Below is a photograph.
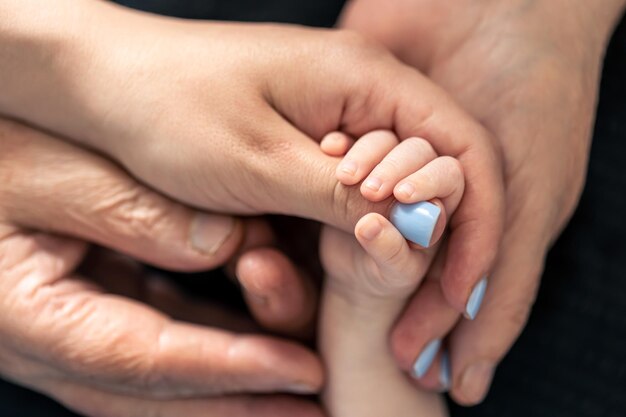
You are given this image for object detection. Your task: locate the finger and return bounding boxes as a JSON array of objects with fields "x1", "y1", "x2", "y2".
[
  {"x1": 390, "y1": 156, "x2": 465, "y2": 247},
  {"x1": 391, "y1": 279, "x2": 460, "y2": 379},
  {"x1": 447, "y1": 220, "x2": 545, "y2": 405},
  {"x1": 354, "y1": 213, "x2": 433, "y2": 295},
  {"x1": 48, "y1": 381, "x2": 324, "y2": 417},
  {"x1": 0, "y1": 120, "x2": 243, "y2": 272},
  {"x1": 144, "y1": 273, "x2": 260, "y2": 333},
  {"x1": 12, "y1": 268, "x2": 323, "y2": 397},
  {"x1": 251, "y1": 112, "x2": 397, "y2": 231},
  {"x1": 361, "y1": 137, "x2": 437, "y2": 202},
  {"x1": 312, "y1": 63, "x2": 505, "y2": 316},
  {"x1": 335, "y1": 130, "x2": 399, "y2": 185},
  {"x1": 390, "y1": 243, "x2": 461, "y2": 386},
  {"x1": 394, "y1": 156, "x2": 465, "y2": 212},
  {"x1": 268, "y1": 50, "x2": 505, "y2": 313},
  {"x1": 320, "y1": 131, "x2": 355, "y2": 157},
  {"x1": 81, "y1": 248, "x2": 260, "y2": 332},
  {"x1": 236, "y1": 247, "x2": 318, "y2": 338}
]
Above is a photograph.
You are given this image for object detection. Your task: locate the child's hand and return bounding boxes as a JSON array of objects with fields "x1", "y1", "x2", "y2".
[
  {"x1": 321, "y1": 130, "x2": 464, "y2": 248},
  {"x1": 320, "y1": 130, "x2": 464, "y2": 297},
  {"x1": 319, "y1": 130, "x2": 463, "y2": 417}
]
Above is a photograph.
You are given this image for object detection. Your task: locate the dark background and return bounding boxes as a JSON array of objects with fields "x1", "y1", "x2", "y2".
[{"x1": 1, "y1": 1, "x2": 625, "y2": 416}]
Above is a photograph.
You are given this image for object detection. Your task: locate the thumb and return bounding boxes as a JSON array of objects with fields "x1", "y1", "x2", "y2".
[
  {"x1": 0, "y1": 120, "x2": 242, "y2": 271},
  {"x1": 258, "y1": 114, "x2": 394, "y2": 231}
]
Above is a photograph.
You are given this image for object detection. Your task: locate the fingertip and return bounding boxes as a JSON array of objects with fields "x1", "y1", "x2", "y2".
[
  {"x1": 320, "y1": 132, "x2": 354, "y2": 157},
  {"x1": 335, "y1": 159, "x2": 360, "y2": 185},
  {"x1": 354, "y1": 212, "x2": 385, "y2": 242}
]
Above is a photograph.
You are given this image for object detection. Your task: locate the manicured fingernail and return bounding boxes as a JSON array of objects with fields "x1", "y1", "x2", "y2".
[
  {"x1": 465, "y1": 277, "x2": 488, "y2": 320},
  {"x1": 390, "y1": 201, "x2": 441, "y2": 247},
  {"x1": 360, "y1": 217, "x2": 383, "y2": 241},
  {"x1": 412, "y1": 339, "x2": 441, "y2": 378},
  {"x1": 338, "y1": 160, "x2": 358, "y2": 176},
  {"x1": 439, "y1": 351, "x2": 451, "y2": 392},
  {"x1": 396, "y1": 182, "x2": 416, "y2": 199},
  {"x1": 363, "y1": 177, "x2": 383, "y2": 192},
  {"x1": 190, "y1": 213, "x2": 236, "y2": 255},
  {"x1": 459, "y1": 361, "x2": 495, "y2": 404}
]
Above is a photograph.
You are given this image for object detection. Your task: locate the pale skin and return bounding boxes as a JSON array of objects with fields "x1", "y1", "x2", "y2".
[
  {"x1": 318, "y1": 130, "x2": 463, "y2": 417},
  {"x1": 341, "y1": 0, "x2": 626, "y2": 403}
]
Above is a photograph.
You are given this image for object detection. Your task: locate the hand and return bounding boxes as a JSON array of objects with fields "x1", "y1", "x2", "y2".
[
  {"x1": 0, "y1": 119, "x2": 324, "y2": 417},
  {"x1": 341, "y1": 0, "x2": 626, "y2": 404},
  {"x1": 1, "y1": 0, "x2": 504, "y2": 308}
]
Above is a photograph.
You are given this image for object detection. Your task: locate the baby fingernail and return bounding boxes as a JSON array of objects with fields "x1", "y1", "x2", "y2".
[
  {"x1": 459, "y1": 361, "x2": 495, "y2": 404},
  {"x1": 465, "y1": 277, "x2": 488, "y2": 320},
  {"x1": 412, "y1": 339, "x2": 441, "y2": 379},
  {"x1": 439, "y1": 351, "x2": 452, "y2": 392},
  {"x1": 363, "y1": 177, "x2": 383, "y2": 192},
  {"x1": 390, "y1": 201, "x2": 441, "y2": 247},
  {"x1": 396, "y1": 182, "x2": 416, "y2": 198},
  {"x1": 338, "y1": 160, "x2": 358, "y2": 176},
  {"x1": 360, "y1": 218, "x2": 383, "y2": 241},
  {"x1": 190, "y1": 213, "x2": 236, "y2": 255}
]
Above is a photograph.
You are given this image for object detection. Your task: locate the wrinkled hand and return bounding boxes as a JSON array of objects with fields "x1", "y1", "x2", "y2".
[
  {"x1": 342, "y1": 0, "x2": 625, "y2": 404},
  {"x1": 0, "y1": 119, "x2": 324, "y2": 417},
  {"x1": 1, "y1": 0, "x2": 504, "y2": 309}
]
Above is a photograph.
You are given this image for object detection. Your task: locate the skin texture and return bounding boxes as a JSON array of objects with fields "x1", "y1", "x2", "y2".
[
  {"x1": 0, "y1": 0, "x2": 504, "y2": 320},
  {"x1": 0, "y1": 119, "x2": 325, "y2": 417},
  {"x1": 340, "y1": 0, "x2": 626, "y2": 404},
  {"x1": 318, "y1": 131, "x2": 463, "y2": 417}
]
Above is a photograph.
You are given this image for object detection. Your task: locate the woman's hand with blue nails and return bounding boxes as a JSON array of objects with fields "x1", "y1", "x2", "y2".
[
  {"x1": 0, "y1": 119, "x2": 325, "y2": 417},
  {"x1": 0, "y1": 0, "x2": 504, "y2": 294},
  {"x1": 342, "y1": 0, "x2": 626, "y2": 404}
]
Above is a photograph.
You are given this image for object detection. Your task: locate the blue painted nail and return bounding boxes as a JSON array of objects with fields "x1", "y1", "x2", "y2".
[
  {"x1": 465, "y1": 277, "x2": 488, "y2": 320},
  {"x1": 390, "y1": 202, "x2": 441, "y2": 247},
  {"x1": 439, "y1": 351, "x2": 451, "y2": 391},
  {"x1": 412, "y1": 339, "x2": 441, "y2": 378}
]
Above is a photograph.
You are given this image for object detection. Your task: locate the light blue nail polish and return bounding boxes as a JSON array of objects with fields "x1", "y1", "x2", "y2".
[
  {"x1": 412, "y1": 339, "x2": 441, "y2": 379},
  {"x1": 390, "y1": 202, "x2": 441, "y2": 247},
  {"x1": 439, "y1": 351, "x2": 451, "y2": 391},
  {"x1": 466, "y1": 277, "x2": 488, "y2": 320}
]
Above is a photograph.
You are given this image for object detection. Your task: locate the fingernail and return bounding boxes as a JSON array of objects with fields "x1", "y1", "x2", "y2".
[
  {"x1": 363, "y1": 177, "x2": 383, "y2": 192},
  {"x1": 465, "y1": 277, "x2": 488, "y2": 320},
  {"x1": 439, "y1": 351, "x2": 451, "y2": 392},
  {"x1": 390, "y1": 202, "x2": 441, "y2": 247},
  {"x1": 360, "y1": 217, "x2": 383, "y2": 241},
  {"x1": 190, "y1": 213, "x2": 236, "y2": 255},
  {"x1": 396, "y1": 182, "x2": 416, "y2": 199},
  {"x1": 459, "y1": 361, "x2": 495, "y2": 404},
  {"x1": 338, "y1": 160, "x2": 358, "y2": 176},
  {"x1": 287, "y1": 382, "x2": 318, "y2": 394},
  {"x1": 412, "y1": 339, "x2": 441, "y2": 379}
]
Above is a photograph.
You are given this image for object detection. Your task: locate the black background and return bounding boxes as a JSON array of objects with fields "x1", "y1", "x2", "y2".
[{"x1": 1, "y1": 1, "x2": 625, "y2": 416}]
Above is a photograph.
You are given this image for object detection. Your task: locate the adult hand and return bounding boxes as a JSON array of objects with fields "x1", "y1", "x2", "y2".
[
  {"x1": 341, "y1": 0, "x2": 626, "y2": 404},
  {"x1": 1, "y1": 0, "x2": 504, "y2": 312},
  {"x1": 0, "y1": 119, "x2": 324, "y2": 417}
]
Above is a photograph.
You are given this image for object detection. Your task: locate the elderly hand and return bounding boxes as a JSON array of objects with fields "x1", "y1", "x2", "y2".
[
  {"x1": 1, "y1": 0, "x2": 504, "y2": 314},
  {"x1": 0, "y1": 119, "x2": 324, "y2": 417},
  {"x1": 341, "y1": 0, "x2": 626, "y2": 404}
]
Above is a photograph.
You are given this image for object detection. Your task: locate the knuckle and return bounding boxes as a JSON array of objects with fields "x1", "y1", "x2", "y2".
[
  {"x1": 95, "y1": 184, "x2": 172, "y2": 240},
  {"x1": 404, "y1": 137, "x2": 435, "y2": 156}
]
